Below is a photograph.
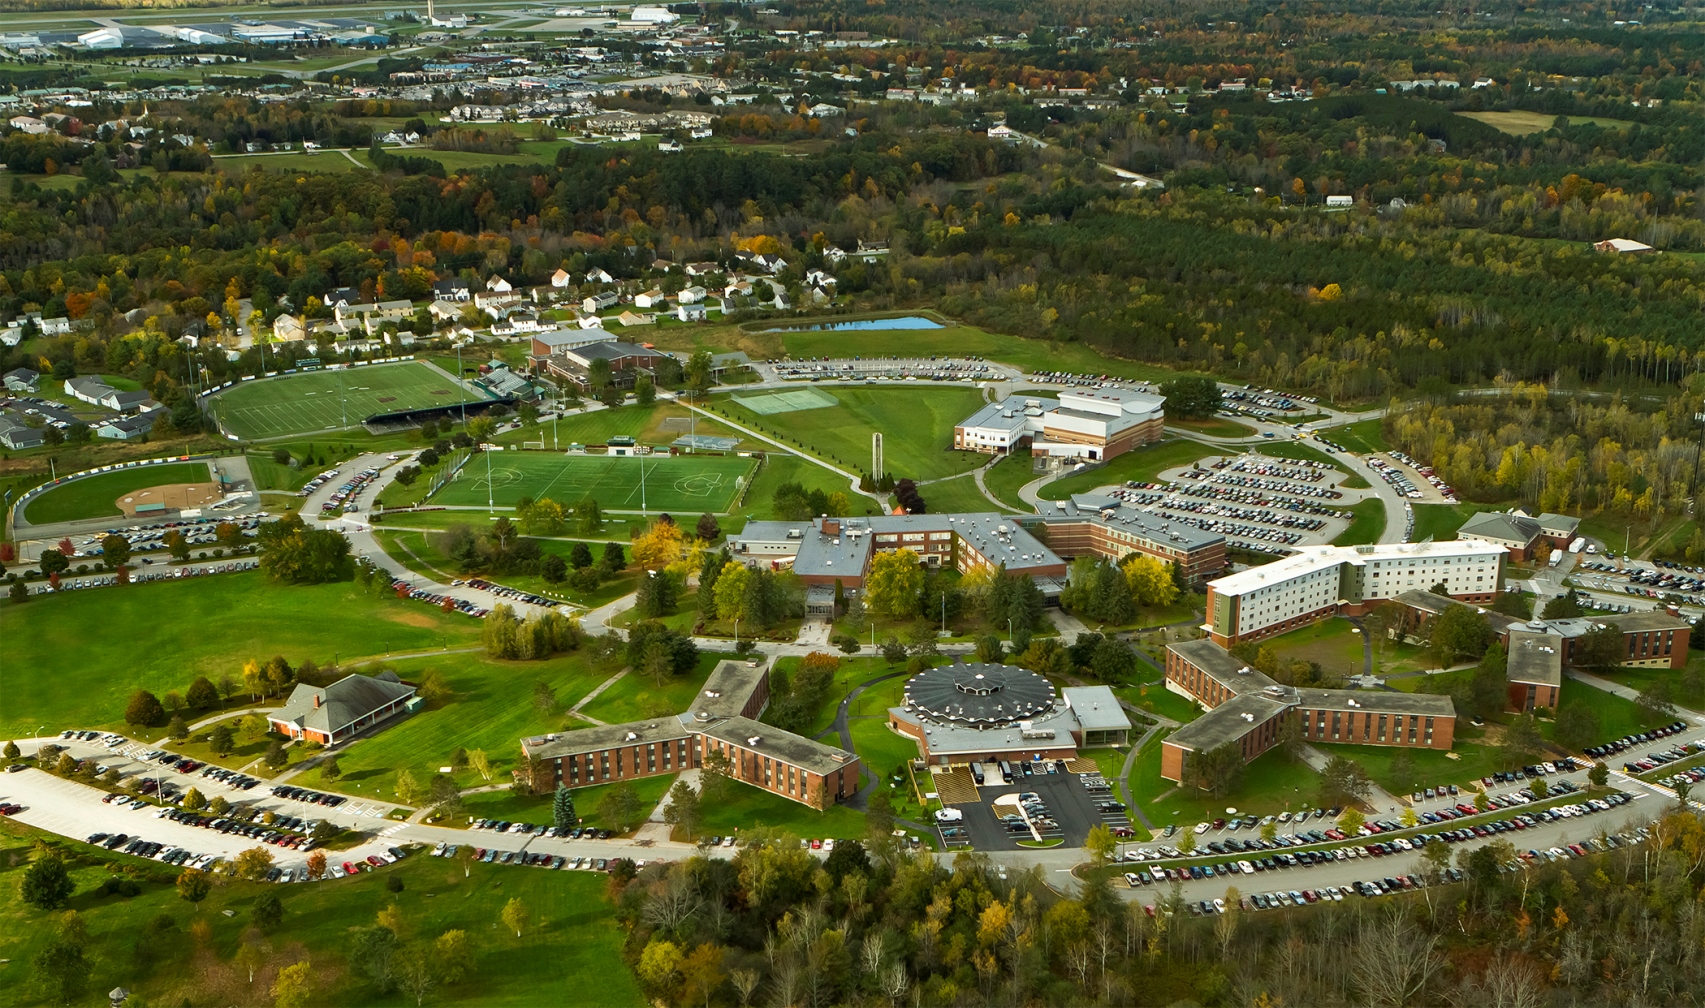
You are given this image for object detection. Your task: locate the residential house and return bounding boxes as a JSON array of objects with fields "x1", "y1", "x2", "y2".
[
  {"x1": 3, "y1": 367, "x2": 40, "y2": 393},
  {"x1": 475, "y1": 290, "x2": 523, "y2": 317},
  {"x1": 491, "y1": 313, "x2": 546, "y2": 337},
  {"x1": 676, "y1": 302, "x2": 707, "y2": 322},
  {"x1": 651, "y1": 258, "x2": 675, "y2": 273},
  {"x1": 538, "y1": 340, "x2": 672, "y2": 391},
  {"x1": 616, "y1": 310, "x2": 655, "y2": 327},
  {"x1": 677, "y1": 285, "x2": 707, "y2": 304},
  {"x1": 323, "y1": 286, "x2": 361, "y2": 308},
  {"x1": 267, "y1": 671, "x2": 418, "y2": 745},
  {"x1": 0, "y1": 413, "x2": 45, "y2": 450},
  {"x1": 684, "y1": 262, "x2": 722, "y2": 278},
  {"x1": 574, "y1": 311, "x2": 608, "y2": 330},
  {"x1": 95, "y1": 409, "x2": 163, "y2": 441},
  {"x1": 8, "y1": 115, "x2": 49, "y2": 134},
  {"x1": 724, "y1": 279, "x2": 755, "y2": 299},
  {"x1": 64, "y1": 376, "x2": 153, "y2": 413},
  {"x1": 583, "y1": 291, "x2": 619, "y2": 313},
  {"x1": 486, "y1": 275, "x2": 514, "y2": 293},
  {"x1": 271, "y1": 314, "x2": 307, "y2": 342},
  {"x1": 428, "y1": 299, "x2": 465, "y2": 322},
  {"x1": 432, "y1": 278, "x2": 472, "y2": 301},
  {"x1": 334, "y1": 299, "x2": 414, "y2": 336},
  {"x1": 1594, "y1": 238, "x2": 1655, "y2": 254},
  {"x1": 634, "y1": 288, "x2": 667, "y2": 309},
  {"x1": 39, "y1": 317, "x2": 72, "y2": 336},
  {"x1": 584, "y1": 267, "x2": 615, "y2": 284},
  {"x1": 550, "y1": 268, "x2": 573, "y2": 288}
]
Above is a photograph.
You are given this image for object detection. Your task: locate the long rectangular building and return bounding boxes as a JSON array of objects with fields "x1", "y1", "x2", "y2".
[
  {"x1": 1159, "y1": 638, "x2": 1456, "y2": 782},
  {"x1": 954, "y1": 386, "x2": 1166, "y2": 461},
  {"x1": 518, "y1": 662, "x2": 861, "y2": 808},
  {"x1": 1205, "y1": 541, "x2": 1506, "y2": 646}
]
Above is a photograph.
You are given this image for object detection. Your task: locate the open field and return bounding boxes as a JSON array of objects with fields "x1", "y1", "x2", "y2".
[
  {"x1": 1411, "y1": 502, "x2": 1503, "y2": 543},
  {"x1": 577, "y1": 652, "x2": 729, "y2": 725},
  {"x1": 1332, "y1": 498, "x2": 1387, "y2": 546},
  {"x1": 1115, "y1": 680, "x2": 1204, "y2": 724},
  {"x1": 213, "y1": 150, "x2": 366, "y2": 173},
  {"x1": 294, "y1": 650, "x2": 612, "y2": 800},
  {"x1": 983, "y1": 453, "x2": 1042, "y2": 512},
  {"x1": 716, "y1": 385, "x2": 988, "y2": 481},
  {"x1": 740, "y1": 452, "x2": 860, "y2": 519},
  {"x1": 1131, "y1": 733, "x2": 1324, "y2": 828},
  {"x1": 23, "y1": 460, "x2": 211, "y2": 525},
  {"x1": 1037, "y1": 438, "x2": 1219, "y2": 500},
  {"x1": 210, "y1": 361, "x2": 486, "y2": 440},
  {"x1": 0, "y1": 571, "x2": 481, "y2": 740},
  {"x1": 1318, "y1": 418, "x2": 1390, "y2": 455},
  {"x1": 0, "y1": 817, "x2": 640, "y2": 1008},
  {"x1": 694, "y1": 781, "x2": 870, "y2": 840},
  {"x1": 1544, "y1": 678, "x2": 1663, "y2": 747},
  {"x1": 431, "y1": 452, "x2": 757, "y2": 513},
  {"x1": 490, "y1": 401, "x2": 743, "y2": 452},
  {"x1": 1315, "y1": 725, "x2": 1509, "y2": 795},
  {"x1": 1457, "y1": 111, "x2": 1636, "y2": 134},
  {"x1": 1171, "y1": 416, "x2": 1257, "y2": 437},
  {"x1": 917, "y1": 471, "x2": 1010, "y2": 514}
]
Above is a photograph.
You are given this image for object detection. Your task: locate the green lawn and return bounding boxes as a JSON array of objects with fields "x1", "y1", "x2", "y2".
[
  {"x1": 1263, "y1": 618, "x2": 1368, "y2": 677},
  {"x1": 1411, "y1": 502, "x2": 1504, "y2": 544},
  {"x1": 577, "y1": 651, "x2": 730, "y2": 725},
  {"x1": 1131, "y1": 733, "x2": 1324, "y2": 829},
  {"x1": 0, "y1": 819, "x2": 640, "y2": 1007},
  {"x1": 693, "y1": 782, "x2": 870, "y2": 841},
  {"x1": 430, "y1": 452, "x2": 756, "y2": 515},
  {"x1": 1037, "y1": 438, "x2": 1220, "y2": 500},
  {"x1": 459, "y1": 773, "x2": 677, "y2": 832},
  {"x1": 1318, "y1": 418, "x2": 1390, "y2": 455},
  {"x1": 294, "y1": 651, "x2": 612, "y2": 801},
  {"x1": 918, "y1": 471, "x2": 1011, "y2": 514},
  {"x1": 0, "y1": 571, "x2": 481, "y2": 740},
  {"x1": 24, "y1": 460, "x2": 213, "y2": 524},
  {"x1": 1544, "y1": 678, "x2": 1663, "y2": 747},
  {"x1": 740, "y1": 452, "x2": 864, "y2": 520},
  {"x1": 245, "y1": 451, "x2": 316, "y2": 493},
  {"x1": 1171, "y1": 416, "x2": 1256, "y2": 437},
  {"x1": 213, "y1": 150, "x2": 366, "y2": 173},
  {"x1": 1115, "y1": 682, "x2": 1203, "y2": 724},
  {"x1": 714, "y1": 385, "x2": 989, "y2": 481},
  {"x1": 983, "y1": 452, "x2": 1043, "y2": 512},
  {"x1": 374, "y1": 508, "x2": 640, "y2": 540},
  {"x1": 210, "y1": 360, "x2": 485, "y2": 440},
  {"x1": 1332, "y1": 498, "x2": 1388, "y2": 546},
  {"x1": 1316, "y1": 728, "x2": 1510, "y2": 795}
]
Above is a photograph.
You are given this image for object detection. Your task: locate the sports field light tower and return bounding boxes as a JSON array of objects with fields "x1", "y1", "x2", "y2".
[{"x1": 872, "y1": 432, "x2": 884, "y2": 483}]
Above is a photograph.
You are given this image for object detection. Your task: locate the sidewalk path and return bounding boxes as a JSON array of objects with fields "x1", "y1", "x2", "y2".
[{"x1": 568, "y1": 670, "x2": 627, "y2": 727}]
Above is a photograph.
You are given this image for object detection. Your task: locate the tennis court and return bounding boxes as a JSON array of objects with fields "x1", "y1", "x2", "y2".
[
  {"x1": 209, "y1": 361, "x2": 487, "y2": 440},
  {"x1": 729, "y1": 387, "x2": 840, "y2": 415},
  {"x1": 432, "y1": 452, "x2": 757, "y2": 513}
]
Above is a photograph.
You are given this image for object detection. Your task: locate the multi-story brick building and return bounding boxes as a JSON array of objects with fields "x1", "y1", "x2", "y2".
[
  {"x1": 518, "y1": 661, "x2": 860, "y2": 808},
  {"x1": 1159, "y1": 639, "x2": 1456, "y2": 783}
]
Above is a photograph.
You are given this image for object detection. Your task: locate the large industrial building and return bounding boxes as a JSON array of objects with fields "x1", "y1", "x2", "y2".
[
  {"x1": 953, "y1": 386, "x2": 1166, "y2": 461},
  {"x1": 518, "y1": 662, "x2": 861, "y2": 808}
]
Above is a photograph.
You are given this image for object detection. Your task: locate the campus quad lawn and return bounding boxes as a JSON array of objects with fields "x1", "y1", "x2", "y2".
[
  {"x1": 1037, "y1": 438, "x2": 1220, "y2": 500},
  {"x1": 917, "y1": 471, "x2": 1012, "y2": 514},
  {"x1": 1115, "y1": 682, "x2": 1203, "y2": 724},
  {"x1": 741, "y1": 452, "x2": 862, "y2": 520},
  {"x1": 23, "y1": 460, "x2": 213, "y2": 524},
  {"x1": 1315, "y1": 727, "x2": 1510, "y2": 796},
  {"x1": 1262, "y1": 618, "x2": 1369, "y2": 677},
  {"x1": 209, "y1": 360, "x2": 486, "y2": 440},
  {"x1": 431, "y1": 452, "x2": 757, "y2": 514},
  {"x1": 0, "y1": 819, "x2": 641, "y2": 1008},
  {"x1": 1130, "y1": 734, "x2": 1325, "y2": 829},
  {"x1": 459, "y1": 773, "x2": 678, "y2": 832},
  {"x1": 716, "y1": 385, "x2": 989, "y2": 481},
  {"x1": 983, "y1": 452, "x2": 1043, "y2": 512},
  {"x1": 1543, "y1": 678, "x2": 1665, "y2": 747},
  {"x1": 693, "y1": 781, "x2": 870, "y2": 841},
  {"x1": 292, "y1": 650, "x2": 612, "y2": 800},
  {"x1": 577, "y1": 651, "x2": 731, "y2": 725},
  {"x1": 1332, "y1": 498, "x2": 1387, "y2": 546},
  {"x1": 0, "y1": 571, "x2": 480, "y2": 740}
]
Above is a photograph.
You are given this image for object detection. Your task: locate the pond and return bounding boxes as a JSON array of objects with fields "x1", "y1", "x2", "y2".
[{"x1": 762, "y1": 316, "x2": 944, "y2": 332}]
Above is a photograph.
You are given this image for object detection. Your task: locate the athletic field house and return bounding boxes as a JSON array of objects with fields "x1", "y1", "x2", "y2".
[{"x1": 207, "y1": 360, "x2": 507, "y2": 440}]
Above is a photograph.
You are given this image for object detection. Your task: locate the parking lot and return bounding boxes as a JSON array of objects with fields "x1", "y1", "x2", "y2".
[
  {"x1": 940, "y1": 760, "x2": 1126, "y2": 851},
  {"x1": 769, "y1": 356, "x2": 1007, "y2": 382}
]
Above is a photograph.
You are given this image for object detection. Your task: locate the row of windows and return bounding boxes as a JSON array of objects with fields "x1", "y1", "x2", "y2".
[{"x1": 1297, "y1": 708, "x2": 1437, "y2": 746}]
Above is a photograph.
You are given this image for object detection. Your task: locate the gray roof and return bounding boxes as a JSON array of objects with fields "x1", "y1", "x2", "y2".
[
  {"x1": 956, "y1": 398, "x2": 1051, "y2": 434},
  {"x1": 693, "y1": 715, "x2": 857, "y2": 775},
  {"x1": 888, "y1": 703, "x2": 1080, "y2": 756},
  {"x1": 567, "y1": 341, "x2": 669, "y2": 364},
  {"x1": 1166, "y1": 693, "x2": 1293, "y2": 753},
  {"x1": 1030, "y1": 500, "x2": 1226, "y2": 552},
  {"x1": 1507, "y1": 630, "x2": 1563, "y2": 687},
  {"x1": 1457, "y1": 511, "x2": 1540, "y2": 545},
  {"x1": 521, "y1": 718, "x2": 691, "y2": 761},
  {"x1": 1062, "y1": 685, "x2": 1131, "y2": 732},
  {"x1": 1292, "y1": 688, "x2": 1456, "y2": 718},
  {"x1": 790, "y1": 528, "x2": 873, "y2": 578},
  {"x1": 1595, "y1": 609, "x2": 1691, "y2": 633},
  {"x1": 271, "y1": 671, "x2": 416, "y2": 736},
  {"x1": 1168, "y1": 638, "x2": 1278, "y2": 696},
  {"x1": 690, "y1": 661, "x2": 769, "y2": 719},
  {"x1": 1390, "y1": 589, "x2": 1523, "y2": 632}
]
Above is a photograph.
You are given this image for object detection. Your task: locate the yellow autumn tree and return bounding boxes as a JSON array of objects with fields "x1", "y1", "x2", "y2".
[
  {"x1": 1121, "y1": 555, "x2": 1179, "y2": 608},
  {"x1": 631, "y1": 520, "x2": 685, "y2": 571}
]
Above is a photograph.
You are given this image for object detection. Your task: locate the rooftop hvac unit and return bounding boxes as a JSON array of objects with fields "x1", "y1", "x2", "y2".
[
  {"x1": 747, "y1": 736, "x2": 761, "y2": 746},
  {"x1": 1241, "y1": 713, "x2": 1255, "y2": 722},
  {"x1": 624, "y1": 732, "x2": 638, "y2": 741}
]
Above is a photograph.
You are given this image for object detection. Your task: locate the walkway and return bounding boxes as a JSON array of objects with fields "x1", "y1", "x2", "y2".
[
  {"x1": 1567, "y1": 668, "x2": 1705, "y2": 727},
  {"x1": 1116, "y1": 723, "x2": 1163, "y2": 830},
  {"x1": 682, "y1": 402, "x2": 886, "y2": 512},
  {"x1": 971, "y1": 455, "x2": 1022, "y2": 512},
  {"x1": 814, "y1": 670, "x2": 911, "y2": 810},
  {"x1": 567, "y1": 670, "x2": 627, "y2": 727}
]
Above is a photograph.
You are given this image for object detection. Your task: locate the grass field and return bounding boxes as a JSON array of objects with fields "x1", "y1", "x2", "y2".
[
  {"x1": 1038, "y1": 438, "x2": 1220, "y2": 500},
  {"x1": 1411, "y1": 502, "x2": 1503, "y2": 543},
  {"x1": 210, "y1": 361, "x2": 487, "y2": 440},
  {"x1": 213, "y1": 150, "x2": 366, "y2": 173},
  {"x1": 431, "y1": 452, "x2": 757, "y2": 514},
  {"x1": 0, "y1": 819, "x2": 641, "y2": 1007},
  {"x1": 983, "y1": 453, "x2": 1042, "y2": 511},
  {"x1": 1171, "y1": 415, "x2": 1257, "y2": 437},
  {"x1": 577, "y1": 652, "x2": 729, "y2": 725},
  {"x1": 492, "y1": 401, "x2": 745, "y2": 453},
  {"x1": 294, "y1": 650, "x2": 613, "y2": 800},
  {"x1": 1457, "y1": 110, "x2": 1636, "y2": 134},
  {"x1": 1544, "y1": 678, "x2": 1662, "y2": 748},
  {"x1": 741, "y1": 453, "x2": 863, "y2": 519},
  {"x1": 917, "y1": 471, "x2": 1010, "y2": 514},
  {"x1": 1319, "y1": 418, "x2": 1390, "y2": 455},
  {"x1": 717, "y1": 385, "x2": 988, "y2": 481},
  {"x1": 1131, "y1": 733, "x2": 1323, "y2": 828},
  {"x1": 0, "y1": 571, "x2": 481, "y2": 740},
  {"x1": 23, "y1": 460, "x2": 212, "y2": 525},
  {"x1": 1332, "y1": 498, "x2": 1388, "y2": 546}
]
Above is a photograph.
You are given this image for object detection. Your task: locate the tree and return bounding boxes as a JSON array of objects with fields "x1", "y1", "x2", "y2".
[
  {"x1": 235, "y1": 846, "x2": 275, "y2": 881},
  {"x1": 1, "y1": 741, "x2": 16, "y2": 760},
  {"x1": 1319, "y1": 755, "x2": 1373, "y2": 806},
  {"x1": 208, "y1": 795, "x2": 230, "y2": 816},
  {"x1": 186, "y1": 676, "x2": 220, "y2": 710},
  {"x1": 124, "y1": 689, "x2": 166, "y2": 727},
  {"x1": 1572, "y1": 622, "x2": 1626, "y2": 672},
  {"x1": 501, "y1": 897, "x2": 529, "y2": 938},
  {"x1": 264, "y1": 740, "x2": 289, "y2": 770},
  {"x1": 394, "y1": 944, "x2": 438, "y2": 1006},
  {"x1": 1554, "y1": 700, "x2": 1601, "y2": 751},
  {"x1": 1182, "y1": 742, "x2": 1245, "y2": 796},
  {"x1": 1019, "y1": 637, "x2": 1073, "y2": 678},
  {"x1": 879, "y1": 636, "x2": 908, "y2": 667},
  {"x1": 601, "y1": 541, "x2": 626, "y2": 572},
  {"x1": 685, "y1": 350, "x2": 714, "y2": 395},
  {"x1": 695, "y1": 512, "x2": 721, "y2": 542},
  {"x1": 101, "y1": 533, "x2": 131, "y2": 567},
  {"x1": 1090, "y1": 636, "x2": 1137, "y2": 682},
  {"x1": 21, "y1": 855, "x2": 74, "y2": 910},
  {"x1": 1467, "y1": 643, "x2": 1509, "y2": 718},
  {"x1": 1158, "y1": 375, "x2": 1223, "y2": 418},
  {"x1": 352, "y1": 925, "x2": 400, "y2": 991},
  {"x1": 272, "y1": 960, "x2": 314, "y2": 1008},
  {"x1": 553, "y1": 786, "x2": 577, "y2": 829},
  {"x1": 435, "y1": 929, "x2": 475, "y2": 985},
  {"x1": 1635, "y1": 679, "x2": 1676, "y2": 724},
  {"x1": 632, "y1": 520, "x2": 686, "y2": 571},
  {"x1": 182, "y1": 786, "x2": 207, "y2": 811},
  {"x1": 257, "y1": 515, "x2": 353, "y2": 584},
  {"x1": 864, "y1": 549, "x2": 925, "y2": 618},
  {"x1": 636, "y1": 569, "x2": 680, "y2": 617},
  {"x1": 662, "y1": 778, "x2": 703, "y2": 839},
  {"x1": 634, "y1": 372, "x2": 656, "y2": 406},
  {"x1": 569, "y1": 541, "x2": 595, "y2": 569},
  {"x1": 306, "y1": 850, "x2": 328, "y2": 881},
  {"x1": 1123, "y1": 554, "x2": 1180, "y2": 609},
  {"x1": 321, "y1": 754, "x2": 343, "y2": 782},
  {"x1": 252, "y1": 892, "x2": 284, "y2": 931},
  {"x1": 33, "y1": 932, "x2": 88, "y2": 1005},
  {"x1": 541, "y1": 553, "x2": 568, "y2": 584},
  {"x1": 679, "y1": 942, "x2": 727, "y2": 1008},
  {"x1": 1429, "y1": 604, "x2": 1490, "y2": 667},
  {"x1": 597, "y1": 782, "x2": 644, "y2": 832},
  {"x1": 37, "y1": 548, "x2": 69, "y2": 576},
  {"x1": 639, "y1": 939, "x2": 685, "y2": 999},
  {"x1": 1085, "y1": 824, "x2": 1117, "y2": 866},
  {"x1": 1588, "y1": 761, "x2": 1609, "y2": 789},
  {"x1": 1338, "y1": 806, "x2": 1366, "y2": 835}
]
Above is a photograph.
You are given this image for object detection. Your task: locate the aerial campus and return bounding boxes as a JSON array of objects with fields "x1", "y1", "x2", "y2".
[{"x1": 0, "y1": 3, "x2": 1702, "y2": 1007}]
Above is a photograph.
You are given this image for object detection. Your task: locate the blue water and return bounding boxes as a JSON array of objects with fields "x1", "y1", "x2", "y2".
[{"x1": 762, "y1": 316, "x2": 944, "y2": 333}]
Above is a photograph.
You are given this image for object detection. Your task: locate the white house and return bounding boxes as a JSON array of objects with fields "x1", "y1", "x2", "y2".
[
  {"x1": 486, "y1": 275, "x2": 514, "y2": 293},
  {"x1": 584, "y1": 267, "x2": 614, "y2": 284},
  {"x1": 39, "y1": 317, "x2": 72, "y2": 335},
  {"x1": 429, "y1": 300, "x2": 465, "y2": 322},
  {"x1": 677, "y1": 302, "x2": 708, "y2": 322},
  {"x1": 432, "y1": 278, "x2": 471, "y2": 301},
  {"x1": 634, "y1": 288, "x2": 667, "y2": 309},
  {"x1": 677, "y1": 285, "x2": 707, "y2": 304},
  {"x1": 271, "y1": 314, "x2": 307, "y2": 342},
  {"x1": 550, "y1": 268, "x2": 572, "y2": 288}
]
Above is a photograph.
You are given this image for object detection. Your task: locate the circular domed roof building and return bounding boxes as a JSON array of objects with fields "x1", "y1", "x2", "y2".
[{"x1": 887, "y1": 661, "x2": 1131, "y2": 766}]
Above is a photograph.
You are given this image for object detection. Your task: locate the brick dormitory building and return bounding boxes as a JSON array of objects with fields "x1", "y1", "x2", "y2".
[{"x1": 518, "y1": 661, "x2": 861, "y2": 808}]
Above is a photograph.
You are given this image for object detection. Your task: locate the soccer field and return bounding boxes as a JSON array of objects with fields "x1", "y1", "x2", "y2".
[
  {"x1": 432, "y1": 452, "x2": 758, "y2": 513},
  {"x1": 209, "y1": 361, "x2": 488, "y2": 440}
]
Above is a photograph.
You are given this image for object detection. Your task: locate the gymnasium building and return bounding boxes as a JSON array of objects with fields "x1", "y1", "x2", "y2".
[
  {"x1": 953, "y1": 386, "x2": 1166, "y2": 462},
  {"x1": 885, "y1": 661, "x2": 1133, "y2": 766}
]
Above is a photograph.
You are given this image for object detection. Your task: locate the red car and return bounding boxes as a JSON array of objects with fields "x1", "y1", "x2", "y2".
[
  {"x1": 366, "y1": 855, "x2": 384, "y2": 867},
  {"x1": 343, "y1": 861, "x2": 357, "y2": 875}
]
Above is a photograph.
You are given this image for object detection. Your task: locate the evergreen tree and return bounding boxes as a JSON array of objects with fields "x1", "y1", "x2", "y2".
[{"x1": 552, "y1": 785, "x2": 577, "y2": 829}]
